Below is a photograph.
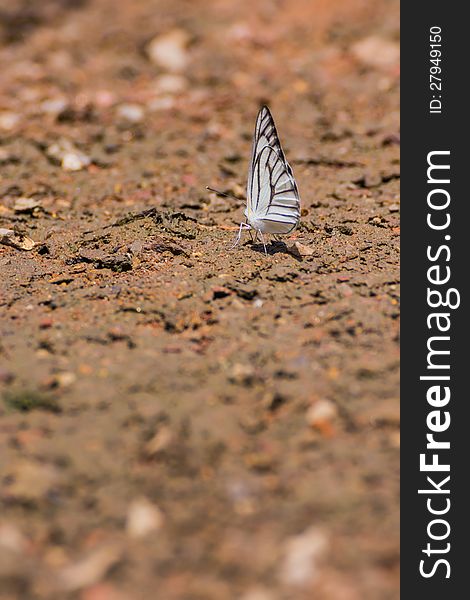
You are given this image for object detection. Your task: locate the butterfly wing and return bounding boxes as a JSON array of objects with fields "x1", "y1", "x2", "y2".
[{"x1": 246, "y1": 106, "x2": 300, "y2": 234}]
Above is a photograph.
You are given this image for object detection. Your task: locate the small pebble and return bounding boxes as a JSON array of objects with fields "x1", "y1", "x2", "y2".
[
  {"x1": 351, "y1": 36, "x2": 399, "y2": 69},
  {"x1": 148, "y1": 96, "x2": 175, "y2": 111},
  {"x1": 128, "y1": 240, "x2": 144, "y2": 254},
  {"x1": 58, "y1": 544, "x2": 123, "y2": 592},
  {"x1": 280, "y1": 527, "x2": 328, "y2": 586},
  {"x1": 147, "y1": 29, "x2": 190, "y2": 72},
  {"x1": 0, "y1": 111, "x2": 20, "y2": 131},
  {"x1": 95, "y1": 90, "x2": 116, "y2": 108},
  {"x1": 47, "y1": 139, "x2": 91, "y2": 171},
  {"x1": 306, "y1": 400, "x2": 337, "y2": 432},
  {"x1": 55, "y1": 372, "x2": 77, "y2": 388},
  {"x1": 62, "y1": 152, "x2": 89, "y2": 171},
  {"x1": 0, "y1": 523, "x2": 27, "y2": 553},
  {"x1": 117, "y1": 103, "x2": 144, "y2": 123},
  {"x1": 13, "y1": 197, "x2": 41, "y2": 213},
  {"x1": 144, "y1": 426, "x2": 173, "y2": 456},
  {"x1": 126, "y1": 498, "x2": 164, "y2": 538},
  {"x1": 153, "y1": 74, "x2": 187, "y2": 94},
  {"x1": 229, "y1": 363, "x2": 256, "y2": 386},
  {"x1": 41, "y1": 98, "x2": 68, "y2": 115}
]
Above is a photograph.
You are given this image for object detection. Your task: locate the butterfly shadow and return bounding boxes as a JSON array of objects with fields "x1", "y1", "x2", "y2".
[{"x1": 247, "y1": 240, "x2": 302, "y2": 260}]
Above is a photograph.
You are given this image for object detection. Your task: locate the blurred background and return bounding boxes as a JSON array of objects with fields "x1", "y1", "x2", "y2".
[
  {"x1": 0, "y1": 0, "x2": 399, "y2": 181},
  {"x1": 1, "y1": 1, "x2": 399, "y2": 599}
]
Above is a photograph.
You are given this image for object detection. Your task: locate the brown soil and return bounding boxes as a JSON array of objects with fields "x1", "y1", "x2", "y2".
[{"x1": 0, "y1": 1, "x2": 399, "y2": 599}]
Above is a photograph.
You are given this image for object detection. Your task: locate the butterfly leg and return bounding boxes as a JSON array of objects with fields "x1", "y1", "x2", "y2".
[
  {"x1": 229, "y1": 221, "x2": 250, "y2": 249},
  {"x1": 258, "y1": 230, "x2": 268, "y2": 256},
  {"x1": 229, "y1": 221, "x2": 244, "y2": 249}
]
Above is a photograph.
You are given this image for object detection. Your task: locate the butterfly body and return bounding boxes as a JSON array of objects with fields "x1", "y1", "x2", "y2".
[{"x1": 242, "y1": 106, "x2": 301, "y2": 249}]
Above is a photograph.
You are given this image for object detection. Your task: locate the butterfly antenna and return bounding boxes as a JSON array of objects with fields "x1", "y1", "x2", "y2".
[{"x1": 206, "y1": 186, "x2": 243, "y2": 202}]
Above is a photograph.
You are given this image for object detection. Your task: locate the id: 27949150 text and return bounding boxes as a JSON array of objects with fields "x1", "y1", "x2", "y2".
[{"x1": 429, "y1": 26, "x2": 443, "y2": 114}]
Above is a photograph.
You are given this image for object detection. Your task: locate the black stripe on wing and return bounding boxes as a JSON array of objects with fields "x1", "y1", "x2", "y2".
[{"x1": 273, "y1": 188, "x2": 297, "y2": 196}]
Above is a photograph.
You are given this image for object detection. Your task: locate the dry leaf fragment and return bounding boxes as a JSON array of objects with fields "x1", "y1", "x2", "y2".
[
  {"x1": 0, "y1": 228, "x2": 36, "y2": 250},
  {"x1": 287, "y1": 241, "x2": 314, "y2": 258}
]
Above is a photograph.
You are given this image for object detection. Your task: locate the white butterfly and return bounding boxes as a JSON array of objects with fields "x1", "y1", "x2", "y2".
[{"x1": 209, "y1": 106, "x2": 301, "y2": 254}]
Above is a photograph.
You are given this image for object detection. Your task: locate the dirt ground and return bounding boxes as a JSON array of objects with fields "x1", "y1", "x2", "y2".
[{"x1": 0, "y1": 1, "x2": 400, "y2": 598}]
